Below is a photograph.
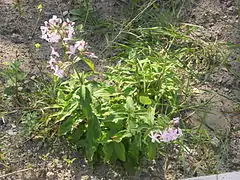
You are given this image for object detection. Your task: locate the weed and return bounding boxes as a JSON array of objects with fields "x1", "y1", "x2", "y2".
[{"x1": 0, "y1": 60, "x2": 27, "y2": 106}]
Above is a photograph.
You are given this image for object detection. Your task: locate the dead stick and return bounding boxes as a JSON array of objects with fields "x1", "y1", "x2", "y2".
[{"x1": 0, "y1": 168, "x2": 32, "y2": 178}]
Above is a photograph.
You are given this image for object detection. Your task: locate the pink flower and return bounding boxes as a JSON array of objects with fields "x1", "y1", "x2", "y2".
[
  {"x1": 51, "y1": 47, "x2": 60, "y2": 57},
  {"x1": 172, "y1": 117, "x2": 180, "y2": 124},
  {"x1": 41, "y1": 34, "x2": 49, "y2": 41},
  {"x1": 159, "y1": 127, "x2": 182, "y2": 142},
  {"x1": 149, "y1": 127, "x2": 182, "y2": 143},
  {"x1": 62, "y1": 19, "x2": 75, "y2": 28},
  {"x1": 44, "y1": 21, "x2": 48, "y2": 26},
  {"x1": 148, "y1": 131, "x2": 160, "y2": 143},
  {"x1": 49, "y1": 15, "x2": 62, "y2": 25},
  {"x1": 75, "y1": 40, "x2": 86, "y2": 51},
  {"x1": 84, "y1": 51, "x2": 98, "y2": 59},
  {"x1": 40, "y1": 26, "x2": 49, "y2": 41},
  {"x1": 41, "y1": 16, "x2": 75, "y2": 42},
  {"x1": 66, "y1": 18, "x2": 75, "y2": 26},
  {"x1": 54, "y1": 65, "x2": 64, "y2": 78},
  {"x1": 66, "y1": 40, "x2": 88, "y2": 56},
  {"x1": 48, "y1": 56, "x2": 57, "y2": 70},
  {"x1": 40, "y1": 26, "x2": 48, "y2": 34},
  {"x1": 177, "y1": 127, "x2": 182, "y2": 136},
  {"x1": 62, "y1": 19, "x2": 75, "y2": 41},
  {"x1": 47, "y1": 32, "x2": 61, "y2": 43},
  {"x1": 63, "y1": 29, "x2": 74, "y2": 41},
  {"x1": 66, "y1": 45, "x2": 77, "y2": 56}
]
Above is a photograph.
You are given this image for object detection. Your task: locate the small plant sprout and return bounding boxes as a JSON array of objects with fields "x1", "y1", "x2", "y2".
[
  {"x1": 63, "y1": 155, "x2": 76, "y2": 167},
  {"x1": 37, "y1": 4, "x2": 42, "y2": 12}
]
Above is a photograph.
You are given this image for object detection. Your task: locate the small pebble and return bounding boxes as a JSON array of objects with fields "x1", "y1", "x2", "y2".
[
  {"x1": 11, "y1": 124, "x2": 16, "y2": 128},
  {"x1": 46, "y1": 171, "x2": 55, "y2": 178},
  {"x1": 63, "y1": 11, "x2": 68, "y2": 16},
  {"x1": 6, "y1": 129, "x2": 17, "y2": 136}
]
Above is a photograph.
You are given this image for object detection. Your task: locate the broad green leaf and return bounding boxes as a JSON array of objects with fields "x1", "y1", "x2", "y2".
[
  {"x1": 69, "y1": 9, "x2": 82, "y2": 16},
  {"x1": 83, "y1": 58, "x2": 95, "y2": 71},
  {"x1": 146, "y1": 107, "x2": 155, "y2": 126},
  {"x1": 85, "y1": 115, "x2": 101, "y2": 161},
  {"x1": 68, "y1": 124, "x2": 85, "y2": 142},
  {"x1": 125, "y1": 97, "x2": 135, "y2": 112},
  {"x1": 111, "y1": 130, "x2": 132, "y2": 143},
  {"x1": 139, "y1": 96, "x2": 152, "y2": 105},
  {"x1": 56, "y1": 102, "x2": 79, "y2": 123},
  {"x1": 70, "y1": 16, "x2": 80, "y2": 22},
  {"x1": 113, "y1": 142, "x2": 126, "y2": 161},
  {"x1": 79, "y1": 85, "x2": 92, "y2": 119},
  {"x1": 103, "y1": 143, "x2": 114, "y2": 163},
  {"x1": 59, "y1": 117, "x2": 75, "y2": 135},
  {"x1": 124, "y1": 135, "x2": 141, "y2": 174},
  {"x1": 148, "y1": 142, "x2": 157, "y2": 160},
  {"x1": 93, "y1": 88, "x2": 111, "y2": 98},
  {"x1": 123, "y1": 87, "x2": 137, "y2": 96},
  {"x1": 124, "y1": 153, "x2": 138, "y2": 175}
]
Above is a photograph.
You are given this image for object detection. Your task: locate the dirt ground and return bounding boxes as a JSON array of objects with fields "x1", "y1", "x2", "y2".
[
  {"x1": 0, "y1": 0, "x2": 239, "y2": 179},
  {"x1": 184, "y1": 0, "x2": 240, "y2": 173}
]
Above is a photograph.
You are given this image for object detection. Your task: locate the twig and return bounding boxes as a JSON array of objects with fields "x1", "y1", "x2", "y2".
[{"x1": 0, "y1": 168, "x2": 32, "y2": 178}]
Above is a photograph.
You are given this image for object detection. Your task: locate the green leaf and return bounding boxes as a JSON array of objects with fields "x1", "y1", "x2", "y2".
[
  {"x1": 70, "y1": 16, "x2": 80, "y2": 22},
  {"x1": 125, "y1": 135, "x2": 141, "y2": 174},
  {"x1": 93, "y1": 88, "x2": 111, "y2": 98},
  {"x1": 146, "y1": 107, "x2": 155, "y2": 126},
  {"x1": 148, "y1": 142, "x2": 157, "y2": 160},
  {"x1": 113, "y1": 142, "x2": 126, "y2": 161},
  {"x1": 123, "y1": 87, "x2": 137, "y2": 96},
  {"x1": 59, "y1": 117, "x2": 75, "y2": 135},
  {"x1": 85, "y1": 115, "x2": 101, "y2": 161},
  {"x1": 111, "y1": 130, "x2": 132, "y2": 143},
  {"x1": 227, "y1": 43, "x2": 240, "y2": 49},
  {"x1": 4, "y1": 86, "x2": 14, "y2": 95},
  {"x1": 68, "y1": 124, "x2": 85, "y2": 143},
  {"x1": 124, "y1": 153, "x2": 138, "y2": 175},
  {"x1": 69, "y1": 9, "x2": 82, "y2": 16},
  {"x1": 125, "y1": 97, "x2": 135, "y2": 112},
  {"x1": 79, "y1": 85, "x2": 92, "y2": 119},
  {"x1": 83, "y1": 58, "x2": 95, "y2": 71},
  {"x1": 103, "y1": 143, "x2": 114, "y2": 163},
  {"x1": 56, "y1": 102, "x2": 79, "y2": 123},
  {"x1": 139, "y1": 96, "x2": 152, "y2": 105}
]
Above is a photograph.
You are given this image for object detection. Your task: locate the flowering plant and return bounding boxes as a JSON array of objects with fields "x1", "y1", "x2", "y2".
[
  {"x1": 149, "y1": 118, "x2": 182, "y2": 143},
  {"x1": 34, "y1": 16, "x2": 188, "y2": 173},
  {"x1": 40, "y1": 15, "x2": 97, "y2": 78}
]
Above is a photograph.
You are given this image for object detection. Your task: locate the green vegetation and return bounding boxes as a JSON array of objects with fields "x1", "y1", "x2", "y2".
[{"x1": 0, "y1": 0, "x2": 232, "y2": 177}]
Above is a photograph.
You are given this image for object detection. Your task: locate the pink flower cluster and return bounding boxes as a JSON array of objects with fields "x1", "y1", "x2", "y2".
[
  {"x1": 40, "y1": 15, "x2": 74, "y2": 43},
  {"x1": 48, "y1": 47, "x2": 64, "y2": 78},
  {"x1": 149, "y1": 117, "x2": 182, "y2": 143},
  {"x1": 40, "y1": 15, "x2": 98, "y2": 78}
]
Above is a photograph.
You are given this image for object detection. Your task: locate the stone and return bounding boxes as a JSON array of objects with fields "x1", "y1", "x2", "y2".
[
  {"x1": 46, "y1": 171, "x2": 55, "y2": 179},
  {"x1": 6, "y1": 129, "x2": 17, "y2": 136},
  {"x1": 218, "y1": 171, "x2": 240, "y2": 180},
  {"x1": 184, "y1": 174, "x2": 217, "y2": 180},
  {"x1": 63, "y1": 11, "x2": 68, "y2": 16}
]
